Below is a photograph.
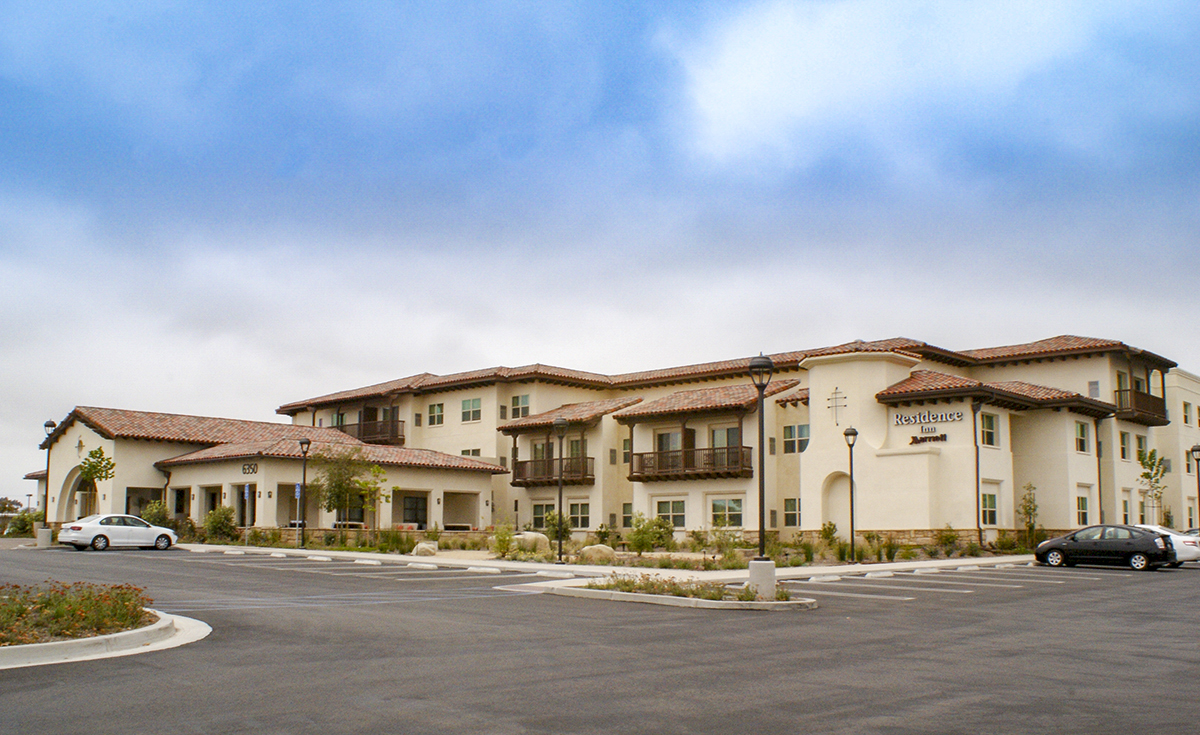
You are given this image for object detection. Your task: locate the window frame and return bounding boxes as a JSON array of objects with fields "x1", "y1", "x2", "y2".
[
  {"x1": 428, "y1": 403, "x2": 444, "y2": 426},
  {"x1": 511, "y1": 395, "x2": 530, "y2": 419},
  {"x1": 981, "y1": 493, "x2": 998, "y2": 526},
  {"x1": 569, "y1": 502, "x2": 589, "y2": 529},
  {"x1": 710, "y1": 498, "x2": 742, "y2": 528},
  {"x1": 783, "y1": 498, "x2": 799, "y2": 527},
  {"x1": 655, "y1": 499, "x2": 685, "y2": 529},
  {"x1": 461, "y1": 398, "x2": 482, "y2": 423},
  {"x1": 1075, "y1": 421, "x2": 1090, "y2": 454},
  {"x1": 1076, "y1": 495, "x2": 1089, "y2": 526},
  {"x1": 980, "y1": 413, "x2": 999, "y2": 447},
  {"x1": 782, "y1": 424, "x2": 810, "y2": 454}
]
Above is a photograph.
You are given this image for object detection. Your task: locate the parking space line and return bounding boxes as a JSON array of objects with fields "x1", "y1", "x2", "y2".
[
  {"x1": 889, "y1": 574, "x2": 1023, "y2": 589},
  {"x1": 794, "y1": 580, "x2": 974, "y2": 594},
  {"x1": 779, "y1": 586, "x2": 915, "y2": 601}
]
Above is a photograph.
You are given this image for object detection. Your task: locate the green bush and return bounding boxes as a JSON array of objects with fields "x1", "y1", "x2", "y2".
[
  {"x1": 423, "y1": 524, "x2": 442, "y2": 542},
  {"x1": 627, "y1": 513, "x2": 675, "y2": 555},
  {"x1": 0, "y1": 581, "x2": 153, "y2": 645},
  {"x1": 203, "y1": 506, "x2": 238, "y2": 542},
  {"x1": 994, "y1": 529, "x2": 1018, "y2": 552},
  {"x1": 377, "y1": 529, "x2": 417, "y2": 554},
  {"x1": 883, "y1": 537, "x2": 900, "y2": 562},
  {"x1": 4, "y1": 510, "x2": 42, "y2": 537},
  {"x1": 820, "y1": 521, "x2": 838, "y2": 543},
  {"x1": 593, "y1": 524, "x2": 620, "y2": 547},
  {"x1": 543, "y1": 511, "x2": 570, "y2": 543},
  {"x1": 140, "y1": 499, "x2": 171, "y2": 528},
  {"x1": 965, "y1": 541, "x2": 983, "y2": 557},
  {"x1": 936, "y1": 525, "x2": 959, "y2": 556},
  {"x1": 491, "y1": 524, "x2": 515, "y2": 558},
  {"x1": 800, "y1": 541, "x2": 816, "y2": 563}
]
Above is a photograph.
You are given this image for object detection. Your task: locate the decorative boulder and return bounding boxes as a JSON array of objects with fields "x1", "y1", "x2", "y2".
[
  {"x1": 514, "y1": 532, "x2": 550, "y2": 552},
  {"x1": 579, "y1": 544, "x2": 616, "y2": 563},
  {"x1": 413, "y1": 541, "x2": 438, "y2": 556}
]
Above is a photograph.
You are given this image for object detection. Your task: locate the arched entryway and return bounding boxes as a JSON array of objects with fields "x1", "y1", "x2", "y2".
[
  {"x1": 56, "y1": 467, "x2": 97, "y2": 522},
  {"x1": 821, "y1": 472, "x2": 851, "y2": 540}
]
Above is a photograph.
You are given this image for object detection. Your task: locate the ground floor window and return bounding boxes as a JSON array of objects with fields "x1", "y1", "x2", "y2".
[
  {"x1": 533, "y1": 503, "x2": 554, "y2": 529},
  {"x1": 711, "y1": 498, "x2": 742, "y2": 527},
  {"x1": 1122, "y1": 498, "x2": 1130, "y2": 525},
  {"x1": 1190, "y1": 502, "x2": 1196, "y2": 529},
  {"x1": 1139, "y1": 500, "x2": 1146, "y2": 524},
  {"x1": 621, "y1": 502, "x2": 633, "y2": 528},
  {"x1": 783, "y1": 498, "x2": 799, "y2": 527},
  {"x1": 1076, "y1": 496, "x2": 1089, "y2": 526},
  {"x1": 981, "y1": 494, "x2": 997, "y2": 526},
  {"x1": 174, "y1": 488, "x2": 188, "y2": 514},
  {"x1": 403, "y1": 496, "x2": 428, "y2": 528},
  {"x1": 569, "y1": 502, "x2": 589, "y2": 529},
  {"x1": 656, "y1": 500, "x2": 685, "y2": 529}
]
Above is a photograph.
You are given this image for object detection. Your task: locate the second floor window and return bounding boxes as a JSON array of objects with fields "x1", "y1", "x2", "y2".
[
  {"x1": 980, "y1": 413, "x2": 998, "y2": 447},
  {"x1": 1120, "y1": 432, "x2": 1130, "y2": 460},
  {"x1": 462, "y1": 398, "x2": 481, "y2": 423},
  {"x1": 1136, "y1": 435, "x2": 1147, "y2": 459},
  {"x1": 783, "y1": 424, "x2": 809, "y2": 454},
  {"x1": 1185, "y1": 402, "x2": 1193, "y2": 425},
  {"x1": 512, "y1": 395, "x2": 530, "y2": 418},
  {"x1": 428, "y1": 404, "x2": 444, "y2": 426},
  {"x1": 1075, "y1": 422, "x2": 1089, "y2": 453}
]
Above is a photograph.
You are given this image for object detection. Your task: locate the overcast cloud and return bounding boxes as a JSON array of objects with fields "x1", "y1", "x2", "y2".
[{"x1": 3, "y1": 1, "x2": 1199, "y2": 503}]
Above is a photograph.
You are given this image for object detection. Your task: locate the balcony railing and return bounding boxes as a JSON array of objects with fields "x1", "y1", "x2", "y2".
[
  {"x1": 1113, "y1": 389, "x2": 1169, "y2": 426},
  {"x1": 511, "y1": 457, "x2": 595, "y2": 487},
  {"x1": 629, "y1": 446, "x2": 753, "y2": 482},
  {"x1": 335, "y1": 419, "x2": 406, "y2": 445}
]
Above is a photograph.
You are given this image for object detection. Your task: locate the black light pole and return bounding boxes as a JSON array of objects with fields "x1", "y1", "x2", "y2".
[
  {"x1": 299, "y1": 437, "x2": 311, "y2": 548},
  {"x1": 844, "y1": 427, "x2": 858, "y2": 564},
  {"x1": 749, "y1": 354, "x2": 774, "y2": 559},
  {"x1": 42, "y1": 420, "x2": 56, "y2": 529},
  {"x1": 554, "y1": 417, "x2": 568, "y2": 563},
  {"x1": 1192, "y1": 445, "x2": 1200, "y2": 516}
]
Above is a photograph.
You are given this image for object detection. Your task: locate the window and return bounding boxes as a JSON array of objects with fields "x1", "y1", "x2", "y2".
[
  {"x1": 1119, "y1": 432, "x2": 1130, "y2": 460},
  {"x1": 656, "y1": 500, "x2": 685, "y2": 528},
  {"x1": 1185, "y1": 402, "x2": 1193, "y2": 425},
  {"x1": 428, "y1": 404, "x2": 444, "y2": 426},
  {"x1": 1075, "y1": 422, "x2": 1089, "y2": 453},
  {"x1": 711, "y1": 498, "x2": 742, "y2": 527},
  {"x1": 532, "y1": 503, "x2": 554, "y2": 529},
  {"x1": 981, "y1": 494, "x2": 997, "y2": 525},
  {"x1": 569, "y1": 503, "x2": 589, "y2": 529},
  {"x1": 1139, "y1": 500, "x2": 1146, "y2": 524},
  {"x1": 1133, "y1": 375, "x2": 1146, "y2": 393},
  {"x1": 1117, "y1": 371, "x2": 1129, "y2": 391},
  {"x1": 783, "y1": 424, "x2": 810, "y2": 454},
  {"x1": 533, "y1": 442, "x2": 550, "y2": 460},
  {"x1": 174, "y1": 488, "x2": 187, "y2": 514},
  {"x1": 1122, "y1": 498, "x2": 1130, "y2": 524},
  {"x1": 462, "y1": 398, "x2": 481, "y2": 423},
  {"x1": 1190, "y1": 503, "x2": 1196, "y2": 529},
  {"x1": 609, "y1": 448, "x2": 617, "y2": 465},
  {"x1": 621, "y1": 502, "x2": 633, "y2": 528},
  {"x1": 1136, "y1": 435, "x2": 1147, "y2": 459},
  {"x1": 333, "y1": 412, "x2": 345, "y2": 427},
  {"x1": 461, "y1": 449, "x2": 481, "y2": 457},
  {"x1": 622, "y1": 438, "x2": 631, "y2": 464},
  {"x1": 403, "y1": 496, "x2": 428, "y2": 528},
  {"x1": 568, "y1": 438, "x2": 585, "y2": 458},
  {"x1": 1076, "y1": 496, "x2": 1089, "y2": 525},
  {"x1": 980, "y1": 413, "x2": 998, "y2": 447},
  {"x1": 511, "y1": 395, "x2": 530, "y2": 419},
  {"x1": 1088, "y1": 381, "x2": 1099, "y2": 399},
  {"x1": 499, "y1": 405, "x2": 507, "y2": 420},
  {"x1": 414, "y1": 412, "x2": 422, "y2": 427},
  {"x1": 783, "y1": 498, "x2": 799, "y2": 527}
]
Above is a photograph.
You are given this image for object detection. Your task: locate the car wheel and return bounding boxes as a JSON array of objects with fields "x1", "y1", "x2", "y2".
[
  {"x1": 91, "y1": 535, "x2": 109, "y2": 551},
  {"x1": 1044, "y1": 549, "x2": 1066, "y2": 567},
  {"x1": 154, "y1": 535, "x2": 172, "y2": 551},
  {"x1": 1129, "y1": 553, "x2": 1150, "y2": 571}
]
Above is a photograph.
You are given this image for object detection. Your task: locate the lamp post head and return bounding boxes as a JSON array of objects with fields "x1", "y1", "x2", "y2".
[
  {"x1": 44, "y1": 420, "x2": 56, "y2": 437},
  {"x1": 749, "y1": 354, "x2": 774, "y2": 389},
  {"x1": 1191, "y1": 444, "x2": 1200, "y2": 462},
  {"x1": 553, "y1": 417, "x2": 568, "y2": 438},
  {"x1": 844, "y1": 427, "x2": 858, "y2": 447},
  {"x1": 299, "y1": 437, "x2": 311, "y2": 456}
]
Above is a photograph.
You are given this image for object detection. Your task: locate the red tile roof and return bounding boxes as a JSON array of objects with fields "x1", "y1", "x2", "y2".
[
  {"x1": 776, "y1": 388, "x2": 810, "y2": 407},
  {"x1": 43, "y1": 406, "x2": 357, "y2": 450},
  {"x1": 24, "y1": 469, "x2": 47, "y2": 480},
  {"x1": 157, "y1": 440, "x2": 504, "y2": 473},
  {"x1": 876, "y1": 371, "x2": 1114, "y2": 418},
  {"x1": 614, "y1": 381, "x2": 800, "y2": 422},
  {"x1": 961, "y1": 335, "x2": 1176, "y2": 368},
  {"x1": 499, "y1": 397, "x2": 644, "y2": 434}
]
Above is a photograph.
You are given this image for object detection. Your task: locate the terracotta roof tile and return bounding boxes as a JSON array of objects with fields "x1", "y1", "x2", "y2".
[
  {"x1": 44, "y1": 406, "x2": 360, "y2": 449},
  {"x1": 877, "y1": 371, "x2": 982, "y2": 396},
  {"x1": 776, "y1": 388, "x2": 810, "y2": 407},
  {"x1": 158, "y1": 440, "x2": 504, "y2": 473},
  {"x1": 499, "y1": 397, "x2": 643, "y2": 434},
  {"x1": 24, "y1": 469, "x2": 47, "y2": 480},
  {"x1": 614, "y1": 380, "x2": 799, "y2": 422},
  {"x1": 876, "y1": 371, "x2": 1114, "y2": 418}
]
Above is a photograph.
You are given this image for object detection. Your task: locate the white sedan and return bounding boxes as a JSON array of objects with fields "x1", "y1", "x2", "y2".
[
  {"x1": 1136, "y1": 524, "x2": 1200, "y2": 565},
  {"x1": 58, "y1": 514, "x2": 177, "y2": 551}
]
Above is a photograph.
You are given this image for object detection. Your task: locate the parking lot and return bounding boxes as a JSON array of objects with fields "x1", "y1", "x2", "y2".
[{"x1": 4, "y1": 547, "x2": 1200, "y2": 734}]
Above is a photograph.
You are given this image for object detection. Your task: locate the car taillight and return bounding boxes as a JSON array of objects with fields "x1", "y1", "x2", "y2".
[
  {"x1": 1185, "y1": 540, "x2": 1199, "y2": 547},
  {"x1": 1155, "y1": 537, "x2": 1166, "y2": 549},
  {"x1": 68, "y1": 526, "x2": 82, "y2": 531}
]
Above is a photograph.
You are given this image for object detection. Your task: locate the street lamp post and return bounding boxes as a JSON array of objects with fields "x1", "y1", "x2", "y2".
[
  {"x1": 299, "y1": 437, "x2": 311, "y2": 548},
  {"x1": 554, "y1": 417, "x2": 568, "y2": 563},
  {"x1": 747, "y1": 354, "x2": 775, "y2": 600},
  {"x1": 40, "y1": 420, "x2": 56, "y2": 546},
  {"x1": 1192, "y1": 445, "x2": 1200, "y2": 517},
  {"x1": 844, "y1": 427, "x2": 858, "y2": 564}
]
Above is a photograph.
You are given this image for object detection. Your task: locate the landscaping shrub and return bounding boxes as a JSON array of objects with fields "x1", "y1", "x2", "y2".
[
  {"x1": 377, "y1": 529, "x2": 417, "y2": 554},
  {"x1": 491, "y1": 524, "x2": 515, "y2": 558},
  {"x1": 0, "y1": 581, "x2": 153, "y2": 645},
  {"x1": 936, "y1": 525, "x2": 960, "y2": 556},
  {"x1": 203, "y1": 506, "x2": 237, "y2": 542},
  {"x1": 819, "y1": 521, "x2": 838, "y2": 544},
  {"x1": 4, "y1": 510, "x2": 42, "y2": 537}
]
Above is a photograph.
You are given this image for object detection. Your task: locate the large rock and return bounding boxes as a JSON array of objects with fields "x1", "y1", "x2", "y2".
[
  {"x1": 514, "y1": 532, "x2": 550, "y2": 552},
  {"x1": 579, "y1": 544, "x2": 616, "y2": 563},
  {"x1": 413, "y1": 541, "x2": 438, "y2": 556}
]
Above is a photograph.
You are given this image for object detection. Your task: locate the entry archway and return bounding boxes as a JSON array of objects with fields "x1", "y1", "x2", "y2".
[{"x1": 821, "y1": 472, "x2": 851, "y2": 541}]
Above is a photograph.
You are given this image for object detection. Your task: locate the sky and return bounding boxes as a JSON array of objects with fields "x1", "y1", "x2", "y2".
[{"x1": 3, "y1": 0, "x2": 1199, "y2": 504}]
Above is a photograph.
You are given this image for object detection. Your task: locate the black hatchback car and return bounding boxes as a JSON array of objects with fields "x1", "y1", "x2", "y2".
[{"x1": 1035, "y1": 524, "x2": 1175, "y2": 571}]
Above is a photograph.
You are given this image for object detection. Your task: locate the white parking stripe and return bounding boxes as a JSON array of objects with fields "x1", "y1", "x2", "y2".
[{"x1": 795, "y1": 580, "x2": 973, "y2": 594}]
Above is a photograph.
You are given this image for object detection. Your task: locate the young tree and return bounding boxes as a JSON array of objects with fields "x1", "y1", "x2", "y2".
[
  {"x1": 0, "y1": 498, "x2": 22, "y2": 514},
  {"x1": 307, "y1": 447, "x2": 385, "y2": 544},
  {"x1": 1017, "y1": 483, "x2": 1038, "y2": 548},
  {"x1": 1138, "y1": 449, "x2": 1168, "y2": 524},
  {"x1": 78, "y1": 447, "x2": 116, "y2": 495}
]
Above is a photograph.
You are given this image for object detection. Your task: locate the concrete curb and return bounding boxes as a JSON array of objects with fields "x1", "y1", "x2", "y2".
[
  {"x1": 0, "y1": 610, "x2": 212, "y2": 671},
  {"x1": 546, "y1": 585, "x2": 818, "y2": 611}
]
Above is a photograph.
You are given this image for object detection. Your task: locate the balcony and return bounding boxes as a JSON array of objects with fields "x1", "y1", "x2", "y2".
[
  {"x1": 335, "y1": 419, "x2": 405, "y2": 445},
  {"x1": 629, "y1": 447, "x2": 753, "y2": 482},
  {"x1": 511, "y1": 457, "x2": 595, "y2": 487},
  {"x1": 1113, "y1": 389, "x2": 1169, "y2": 427}
]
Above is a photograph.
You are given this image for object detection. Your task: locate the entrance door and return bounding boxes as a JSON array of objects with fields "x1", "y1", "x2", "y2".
[{"x1": 403, "y1": 496, "x2": 428, "y2": 530}]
